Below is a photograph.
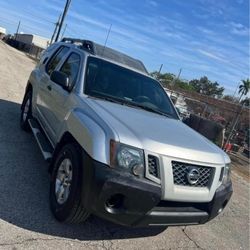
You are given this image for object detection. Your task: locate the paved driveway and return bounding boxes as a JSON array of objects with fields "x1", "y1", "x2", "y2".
[{"x1": 0, "y1": 41, "x2": 249, "y2": 250}]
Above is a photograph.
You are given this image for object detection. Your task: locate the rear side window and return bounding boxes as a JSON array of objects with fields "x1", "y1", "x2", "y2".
[
  {"x1": 46, "y1": 46, "x2": 69, "y2": 75},
  {"x1": 59, "y1": 53, "x2": 81, "y2": 89}
]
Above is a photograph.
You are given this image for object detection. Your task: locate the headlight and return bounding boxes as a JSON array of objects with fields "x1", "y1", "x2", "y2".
[
  {"x1": 110, "y1": 140, "x2": 145, "y2": 177},
  {"x1": 222, "y1": 163, "x2": 231, "y2": 185}
]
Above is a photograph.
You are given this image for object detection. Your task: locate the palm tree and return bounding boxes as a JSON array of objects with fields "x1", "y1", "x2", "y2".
[{"x1": 238, "y1": 78, "x2": 250, "y2": 101}]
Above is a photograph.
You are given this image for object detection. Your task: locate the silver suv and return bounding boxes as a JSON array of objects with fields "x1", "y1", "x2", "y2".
[{"x1": 20, "y1": 38, "x2": 232, "y2": 227}]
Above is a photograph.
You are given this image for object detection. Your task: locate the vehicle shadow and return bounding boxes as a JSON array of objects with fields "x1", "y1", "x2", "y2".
[{"x1": 0, "y1": 99, "x2": 166, "y2": 241}]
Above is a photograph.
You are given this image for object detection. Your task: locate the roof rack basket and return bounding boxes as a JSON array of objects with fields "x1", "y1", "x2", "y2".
[
  {"x1": 61, "y1": 37, "x2": 95, "y2": 54},
  {"x1": 61, "y1": 37, "x2": 148, "y2": 74}
]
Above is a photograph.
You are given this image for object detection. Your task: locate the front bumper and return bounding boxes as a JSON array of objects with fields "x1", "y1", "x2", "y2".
[{"x1": 82, "y1": 153, "x2": 233, "y2": 227}]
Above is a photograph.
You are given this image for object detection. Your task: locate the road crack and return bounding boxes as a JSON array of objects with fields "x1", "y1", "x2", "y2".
[{"x1": 182, "y1": 227, "x2": 206, "y2": 250}]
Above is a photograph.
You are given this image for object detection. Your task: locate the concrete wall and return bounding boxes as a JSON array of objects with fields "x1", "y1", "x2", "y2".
[
  {"x1": 15, "y1": 34, "x2": 49, "y2": 49},
  {"x1": 32, "y1": 35, "x2": 49, "y2": 49},
  {"x1": 15, "y1": 34, "x2": 33, "y2": 45}
]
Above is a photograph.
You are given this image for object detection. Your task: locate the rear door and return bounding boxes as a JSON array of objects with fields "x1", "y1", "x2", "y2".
[
  {"x1": 36, "y1": 46, "x2": 70, "y2": 141},
  {"x1": 41, "y1": 51, "x2": 82, "y2": 143}
]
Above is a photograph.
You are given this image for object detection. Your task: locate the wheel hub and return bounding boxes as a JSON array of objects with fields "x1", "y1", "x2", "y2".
[
  {"x1": 55, "y1": 158, "x2": 73, "y2": 205},
  {"x1": 22, "y1": 98, "x2": 30, "y2": 122}
]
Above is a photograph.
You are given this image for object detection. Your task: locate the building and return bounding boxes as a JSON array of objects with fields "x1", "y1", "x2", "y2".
[
  {"x1": 15, "y1": 33, "x2": 49, "y2": 57},
  {"x1": 0, "y1": 26, "x2": 6, "y2": 39},
  {"x1": 15, "y1": 34, "x2": 49, "y2": 49}
]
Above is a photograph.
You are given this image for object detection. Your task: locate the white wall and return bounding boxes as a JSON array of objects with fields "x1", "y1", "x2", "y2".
[
  {"x1": 32, "y1": 35, "x2": 49, "y2": 49},
  {"x1": 0, "y1": 27, "x2": 6, "y2": 34}
]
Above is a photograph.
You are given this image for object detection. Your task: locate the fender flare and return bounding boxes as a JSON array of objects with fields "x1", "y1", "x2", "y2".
[{"x1": 56, "y1": 109, "x2": 112, "y2": 165}]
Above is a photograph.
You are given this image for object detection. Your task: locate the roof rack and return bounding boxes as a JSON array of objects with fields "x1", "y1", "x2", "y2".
[
  {"x1": 61, "y1": 38, "x2": 95, "y2": 54},
  {"x1": 60, "y1": 37, "x2": 148, "y2": 74}
]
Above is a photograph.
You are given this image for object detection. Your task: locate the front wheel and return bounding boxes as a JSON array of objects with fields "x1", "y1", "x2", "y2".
[
  {"x1": 49, "y1": 143, "x2": 89, "y2": 223},
  {"x1": 20, "y1": 91, "x2": 32, "y2": 131}
]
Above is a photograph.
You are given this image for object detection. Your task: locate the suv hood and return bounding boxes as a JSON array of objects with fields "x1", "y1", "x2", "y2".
[{"x1": 86, "y1": 98, "x2": 229, "y2": 165}]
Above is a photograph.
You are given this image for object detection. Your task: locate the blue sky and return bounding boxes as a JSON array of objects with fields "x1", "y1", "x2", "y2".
[{"x1": 0, "y1": 0, "x2": 249, "y2": 95}]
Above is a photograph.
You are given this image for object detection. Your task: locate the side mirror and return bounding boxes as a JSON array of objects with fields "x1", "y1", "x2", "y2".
[{"x1": 50, "y1": 71, "x2": 69, "y2": 90}]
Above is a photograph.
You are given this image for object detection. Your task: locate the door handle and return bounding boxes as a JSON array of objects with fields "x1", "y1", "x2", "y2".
[{"x1": 47, "y1": 85, "x2": 52, "y2": 91}]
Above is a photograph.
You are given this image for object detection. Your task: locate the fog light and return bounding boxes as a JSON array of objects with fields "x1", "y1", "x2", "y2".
[
  {"x1": 132, "y1": 164, "x2": 144, "y2": 176},
  {"x1": 105, "y1": 194, "x2": 124, "y2": 213}
]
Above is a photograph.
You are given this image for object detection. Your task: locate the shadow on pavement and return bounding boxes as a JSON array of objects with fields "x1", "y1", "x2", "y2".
[{"x1": 0, "y1": 99, "x2": 166, "y2": 241}]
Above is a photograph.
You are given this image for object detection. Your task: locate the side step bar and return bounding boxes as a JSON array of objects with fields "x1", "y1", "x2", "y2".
[{"x1": 28, "y1": 119, "x2": 53, "y2": 161}]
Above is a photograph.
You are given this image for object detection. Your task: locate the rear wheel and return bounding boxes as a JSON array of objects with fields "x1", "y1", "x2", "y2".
[
  {"x1": 20, "y1": 91, "x2": 32, "y2": 131},
  {"x1": 50, "y1": 143, "x2": 89, "y2": 223}
]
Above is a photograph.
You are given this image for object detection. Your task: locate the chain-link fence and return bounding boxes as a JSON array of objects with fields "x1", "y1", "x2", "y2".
[{"x1": 166, "y1": 88, "x2": 249, "y2": 155}]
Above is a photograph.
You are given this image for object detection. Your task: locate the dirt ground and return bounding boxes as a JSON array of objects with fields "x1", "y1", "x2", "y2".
[
  {"x1": 0, "y1": 41, "x2": 249, "y2": 250},
  {"x1": 230, "y1": 152, "x2": 249, "y2": 180}
]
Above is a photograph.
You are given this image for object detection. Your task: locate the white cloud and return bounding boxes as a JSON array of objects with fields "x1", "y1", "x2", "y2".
[
  {"x1": 230, "y1": 22, "x2": 249, "y2": 36},
  {"x1": 196, "y1": 27, "x2": 215, "y2": 35},
  {"x1": 197, "y1": 49, "x2": 228, "y2": 63},
  {"x1": 148, "y1": 1, "x2": 158, "y2": 7}
]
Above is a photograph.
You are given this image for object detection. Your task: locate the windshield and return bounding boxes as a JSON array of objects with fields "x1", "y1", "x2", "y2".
[{"x1": 84, "y1": 57, "x2": 179, "y2": 119}]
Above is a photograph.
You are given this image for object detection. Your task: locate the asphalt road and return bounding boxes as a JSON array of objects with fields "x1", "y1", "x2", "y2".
[{"x1": 0, "y1": 41, "x2": 249, "y2": 250}]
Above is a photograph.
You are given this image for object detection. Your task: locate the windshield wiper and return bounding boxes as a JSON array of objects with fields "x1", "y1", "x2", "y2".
[
  {"x1": 90, "y1": 94, "x2": 124, "y2": 105},
  {"x1": 129, "y1": 102, "x2": 172, "y2": 118},
  {"x1": 90, "y1": 93, "x2": 173, "y2": 118}
]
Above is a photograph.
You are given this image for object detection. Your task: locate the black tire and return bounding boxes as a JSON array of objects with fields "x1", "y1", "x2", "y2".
[
  {"x1": 50, "y1": 143, "x2": 89, "y2": 223},
  {"x1": 20, "y1": 91, "x2": 32, "y2": 131}
]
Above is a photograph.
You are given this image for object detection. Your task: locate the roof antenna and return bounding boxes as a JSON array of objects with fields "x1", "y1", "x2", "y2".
[{"x1": 102, "y1": 24, "x2": 112, "y2": 56}]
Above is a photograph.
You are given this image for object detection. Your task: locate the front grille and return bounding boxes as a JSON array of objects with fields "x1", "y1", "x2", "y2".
[
  {"x1": 148, "y1": 155, "x2": 160, "y2": 178},
  {"x1": 172, "y1": 161, "x2": 214, "y2": 187}
]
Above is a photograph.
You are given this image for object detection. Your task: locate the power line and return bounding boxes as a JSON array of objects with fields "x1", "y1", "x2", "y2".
[
  {"x1": 21, "y1": 10, "x2": 55, "y2": 24},
  {"x1": 66, "y1": 25, "x2": 79, "y2": 36},
  {"x1": 60, "y1": 24, "x2": 67, "y2": 40},
  {"x1": 0, "y1": 19, "x2": 19, "y2": 26},
  {"x1": 7, "y1": 6, "x2": 56, "y2": 24},
  {"x1": 0, "y1": 10, "x2": 55, "y2": 27},
  {"x1": 0, "y1": 18, "x2": 53, "y2": 36}
]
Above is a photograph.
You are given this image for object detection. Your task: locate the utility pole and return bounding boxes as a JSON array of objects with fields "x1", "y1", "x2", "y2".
[
  {"x1": 156, "y1": 64, "x2": 163, "y2": 81},
  {"x1": 232, "y1": 81, "x2": 241, "y2": 99},
  {"x1": 224, "y1": 104, "x2": 245, "y2": 149},
  {"x1": 50, "y1": 14, "x2": 61, "y2": 45},
  {"x1": 55, "y1": 0, "x2": 72, "y2": 42},
  {"x1": 176, "y1": 68, "x2": 182, "y2": 80},
  {"x1": 14, "y1": 21, "x2": 21, "y2": 40},
  {"x1": 171, "y1": 68, "x2": 182, "y2": 85}
]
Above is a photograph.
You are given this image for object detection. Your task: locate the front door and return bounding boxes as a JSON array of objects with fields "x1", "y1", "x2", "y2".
[
  {"x1": 36, "y1": 46, "x2": 70, "y2": 141},
  {"x1": 41, "y1": 52, "x2": 82, "y2": 143}
]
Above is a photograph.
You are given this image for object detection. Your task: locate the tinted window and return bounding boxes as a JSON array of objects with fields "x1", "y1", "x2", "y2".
[
  {"x1": 46, "y1": 46, "x2": 69, "y2": 75},
  {"x1": 85, "y1": 57, "x2": 178, "y2": 119},
  {"x1": 60, "y1": 53, "x2": 81, "y2": 89}
]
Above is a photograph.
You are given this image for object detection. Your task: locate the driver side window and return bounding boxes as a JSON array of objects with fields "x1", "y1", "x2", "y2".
[
  {"x1": 46, "y1": 46, "x2": 69, "y2": 75},
  {"x1": 59, "y1": 53, "x2": 81, "y2": 90}
]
